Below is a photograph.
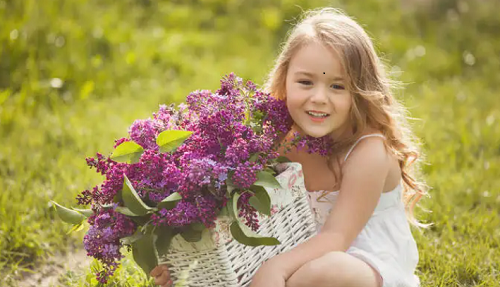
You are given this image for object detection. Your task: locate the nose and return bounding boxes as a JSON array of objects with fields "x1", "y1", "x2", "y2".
[{"x1": 310, "y1": 86, "x2": 328, "y2": 105}]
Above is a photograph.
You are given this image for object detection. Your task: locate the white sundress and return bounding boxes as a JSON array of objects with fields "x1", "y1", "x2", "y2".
[{"x1": 307, "y1": 134, "x2": 421, "y2": 287}]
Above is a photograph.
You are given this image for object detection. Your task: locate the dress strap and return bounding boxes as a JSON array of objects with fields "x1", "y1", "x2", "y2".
[{"x1": 344, "y1": 134, "x2": 386, "y2": 162}]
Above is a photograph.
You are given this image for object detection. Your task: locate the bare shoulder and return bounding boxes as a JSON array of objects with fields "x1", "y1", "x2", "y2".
[
  {"x1": 342, "y1": 134, "x2": 392, "y2": 180},
  {"x1": 345, "y1": 136, "x2": 389, "y2": 164},
  {"x1": 342, "y1": 133, "x2": 401, "y2": 191}
]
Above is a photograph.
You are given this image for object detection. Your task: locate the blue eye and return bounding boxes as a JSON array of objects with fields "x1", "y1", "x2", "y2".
[{"x1": 331, "y1": 84, "x2": 345, "y2": 90}]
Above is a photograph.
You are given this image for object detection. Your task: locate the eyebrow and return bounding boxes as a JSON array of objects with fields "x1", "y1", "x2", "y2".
[{"x1": 294, "y1": 71, "x2": 344, "y2": 81}]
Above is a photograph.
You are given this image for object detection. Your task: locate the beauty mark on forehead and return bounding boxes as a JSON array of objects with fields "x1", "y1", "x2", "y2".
[{"x1": 294, "y1": 71, "x2": 344, "y2": 81}]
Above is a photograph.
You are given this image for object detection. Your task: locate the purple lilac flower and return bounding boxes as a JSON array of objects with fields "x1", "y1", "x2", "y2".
[
  {"x1": 80, "y1": 154, "x2": 128, "y2": 205},
  {"x1": 245, "y1": 80, "x2": 257, "y2": 92},
  {"x1": 254, "y1": 92, "x2": 294, "y2": 136},
  {"x1": 128, "y1": 119, "x2": 159, "y2": 150},
  {"x1": 151, "y1": 194, "x2": 220, "y2": 229},
  {"x1": 238, "y1": 192, "x2": 260, "y2": 232},
  {"x1": 135, "y1": 149, "x2": 182, "y2": 202},
  {"x1": 232, "y1": 161, "x2": 262, "y2": 189},
  {"x1": 291, "y1": 132, "x2": 334, "y2": 156},
  {"x1": 85, "y1": 152, "x2": 111, "y2": 175},
  {"x1": 84, "y1": 208, "x2": 136, "y2": 283},
  {"x1": 225, "y1": 138, "x2": 250, "y2": 166},
  {"x1": 177, "y1": 157, "x2": 228, "y2": 200}
]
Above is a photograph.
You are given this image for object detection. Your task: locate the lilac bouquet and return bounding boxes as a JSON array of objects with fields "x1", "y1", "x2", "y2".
[{"x1": 51, "y1": 73, "x2": 332, "y2": 283}]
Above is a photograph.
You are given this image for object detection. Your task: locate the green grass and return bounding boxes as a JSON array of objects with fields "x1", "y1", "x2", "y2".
[{"x1": 1, "y1": 0, "x2": 499, "y2": 286}]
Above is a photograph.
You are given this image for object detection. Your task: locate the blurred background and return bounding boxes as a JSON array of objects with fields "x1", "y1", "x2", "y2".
[{"x1": 1, "y1": 0, "x2": 499, "y2": 286}]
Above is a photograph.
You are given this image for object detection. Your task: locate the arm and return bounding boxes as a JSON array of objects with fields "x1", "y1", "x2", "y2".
[{"x1": 265, "y1": 137, "x2": 391, "y2": 280}]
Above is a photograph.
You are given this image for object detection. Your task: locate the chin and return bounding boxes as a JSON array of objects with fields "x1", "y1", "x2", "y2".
[{"x1": 300, "y1": 127, "x2": 332, "y2": 138}]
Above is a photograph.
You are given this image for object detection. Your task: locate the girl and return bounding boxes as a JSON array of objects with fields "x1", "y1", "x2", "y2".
[{"x1": 152, "y1": 7, "x2": 427, "y2": 287}]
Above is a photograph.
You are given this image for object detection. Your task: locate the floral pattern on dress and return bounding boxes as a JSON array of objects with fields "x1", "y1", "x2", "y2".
[{"x1": 307, "y1": 190, "x2": 338, "y2": 231}]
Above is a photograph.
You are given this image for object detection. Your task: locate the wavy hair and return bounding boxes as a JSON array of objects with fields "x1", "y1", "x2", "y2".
[{"x1": 264, "y1": 8, "x2": 429, "y2": 226}]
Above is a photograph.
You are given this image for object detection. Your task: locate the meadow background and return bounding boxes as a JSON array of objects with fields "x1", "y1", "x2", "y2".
[{"x1": 1, "y1": 0, "x2": 499, "y2": 286}]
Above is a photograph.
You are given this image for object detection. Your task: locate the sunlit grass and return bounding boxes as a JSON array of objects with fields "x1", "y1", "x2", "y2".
[{"x1": 1, "y1": 0, "x2": 499, "y2": 286}]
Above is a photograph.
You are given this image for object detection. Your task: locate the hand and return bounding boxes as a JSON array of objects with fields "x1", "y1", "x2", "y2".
[
  {"x1": 150, "y1": 264, "x2": 173, "y2": 287},
  {"x1": 250, "y1": 261, "x2": 287, "y2": 287}
]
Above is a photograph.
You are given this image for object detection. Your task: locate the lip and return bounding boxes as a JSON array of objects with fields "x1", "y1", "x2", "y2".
[
  {"x1": 305, "y1": 111, "x2": 329, "y2": 123},
  {"x1": 308, "y1": 115, "x2": 327, "y2": 123}
]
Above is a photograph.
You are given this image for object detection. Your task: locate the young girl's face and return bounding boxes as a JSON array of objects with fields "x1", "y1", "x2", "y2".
[{"x1": 285, "y1": 42, "x2": 353, "y2": 139}]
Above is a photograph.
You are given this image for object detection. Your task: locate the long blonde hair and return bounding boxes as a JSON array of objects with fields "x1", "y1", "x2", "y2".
[{"x1": 264, "y1": 8, "x2": 429, "y2": 226}]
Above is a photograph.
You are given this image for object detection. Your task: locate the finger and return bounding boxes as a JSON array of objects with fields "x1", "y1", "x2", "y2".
[
  {"x1": 162, "y1": 279, "x2": 173, "y2": 287},
  {"x1": 150, "y1": 266, "x2": 162, "y2": 277},
  {"x1": 160, "y1": 264, "x2": 170, "y2": 274},
  {"x1": 154, "y1": 276, "x2": 166, "y2": 286},
  {"x1": 154, "y1": 272, "x2": 170, "y2": 285}
]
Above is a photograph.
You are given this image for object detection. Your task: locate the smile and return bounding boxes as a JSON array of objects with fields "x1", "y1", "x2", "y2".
[
  {"x1": 306, "y1": 111, "x2": 329, "y2": 117},
  {"x1": 306, "y1": 111, "x2": 330, "y2": 123}
]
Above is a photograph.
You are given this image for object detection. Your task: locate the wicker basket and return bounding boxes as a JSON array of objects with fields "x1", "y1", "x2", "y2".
[{"x1": 158, "y1": 163, "x2": 317, "y2": 287}]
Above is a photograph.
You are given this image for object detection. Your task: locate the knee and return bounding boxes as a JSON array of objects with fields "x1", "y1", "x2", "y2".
[
  {"x1": 318, "y1": 251, "x2": 354, "y2": 280},
  {"x1": 319, "y1": 251, "x2": 379, "y2": 286},
  {"x1": 286, "y1": 251, "x2": 357, "y2": 287},
  {"x1": 286, "y1": 261, "x2": 321, "y2": 287}
]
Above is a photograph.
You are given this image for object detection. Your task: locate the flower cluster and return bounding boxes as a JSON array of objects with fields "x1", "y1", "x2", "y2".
[
  {"x1": 76, "y1": 73, "x2": 333, "y2": 282},
  {"x1": 83, "y1": 208, "x2": 136, "y2": 283},
  {"x1": 290, "y1": 132, "x2": 335, "y2": 157}
]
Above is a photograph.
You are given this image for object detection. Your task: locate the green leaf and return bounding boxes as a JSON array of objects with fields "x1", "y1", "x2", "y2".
[
  {"x1": 253, "y1": 170, "x2": 281, "y2": 189},
  {"x1": 251, "y1": 125, "x2": 263, "y2": 133},
  {"x1": 276, "y1": 156, "x2": 291, "y2": 163},
  {"x1": 244, "y1": 108, "x2": 251, "y2": 125},
  {"x1": 226, "y1": 182, "x2": 236, "y2": 196},
  {"x1": 226, "y1": 170, "x2": 237, "y2": 196},
  {"x1": 157, "y1": 192, "x2": 182, "y2": 210},
  {"x1": 252, "y1": 110, "x2": 265, "y2": 122},
  {"x1": 130, "y1": 215, "x2": 151, "y2": 225},
  {"x1": 156, "y1": 130, "x2": 193, "y2": 153},
  {"x1": 51, "y1": 201, "x2": 86, "y2": 225},
  {"x1": 230, "y1": 192, "x2": 241, "y2": 221},
  {"x1": 101, "y1": 204, "x2": 115, "y2": 210},
  {"x1": 180, "y1": 224, "x2": 204, "y2": 242},
  {"x1": 154, "y1": 226, "x2": 174, "y2": 257},
  {"x1": 228, "y1": 191, "x2": 279, "y2": 246},
  {"x1": 219, "y1": 205, "x2": 230, "y2": 217},
  {"x1": 115, "y1": 206, "x2": 139, "y2": 217},
  {"x1": 264, "y1": 167, "x2": 276, "y2": 175},
  {"x1": 249, "y1": 152, "x2": 263, "y2": 162},
  {"x1": 230, "y1": 221, "x2": 280, "y2": 246},
  {"x1": 132, "y1": 232, "x2": 158, "y2": 277},
  {"x1": 191, "y1": 222, "x2": 206, "y2": 231},
  {"x1": 248, "y1": 185, "x2": 271, "y2": 216},
  {"x1": 122, "y1": 175, "x2": 154, "y2": 216},
  {"x1": 67, "y1": 222, "x2": 85, "y2": 234},
  {"x1": 121, "y1": 229, "x2": 144, "y2": 245},
  {"x1": 113, "y1": 189, "x2": 122, "y2": 203},
  {"x1": 72, "y1": 208, "x2": 94, "y2": 218},
  {"x1": 110, "y1": 141, "x2": 144, "y2": 164}
]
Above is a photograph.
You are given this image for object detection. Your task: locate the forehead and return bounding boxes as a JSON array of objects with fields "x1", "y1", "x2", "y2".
[{"x1": 289, "y1": 42, "x2": 345, "y2": 77}]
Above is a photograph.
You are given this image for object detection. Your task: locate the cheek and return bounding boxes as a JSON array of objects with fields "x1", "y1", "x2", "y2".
[
  {"x1": 286, "y1": 98, "x2": 302, "y2": 118},
  {"x1": 286, "y1": 90, "x2": 303, "y2": 110},
  {"x1": 335, "y1": 94, "x2": 353, "y2": 114}
]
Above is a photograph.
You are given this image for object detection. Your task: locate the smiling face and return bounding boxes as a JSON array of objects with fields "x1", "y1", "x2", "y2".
[{"x1": 285, "y1": 41, "x2": 353, "y2": 139}]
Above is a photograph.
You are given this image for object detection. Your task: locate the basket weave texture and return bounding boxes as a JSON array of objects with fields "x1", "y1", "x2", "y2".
[{"x1": 159, "y1": 162, "x2": 317, "y2": 287}]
